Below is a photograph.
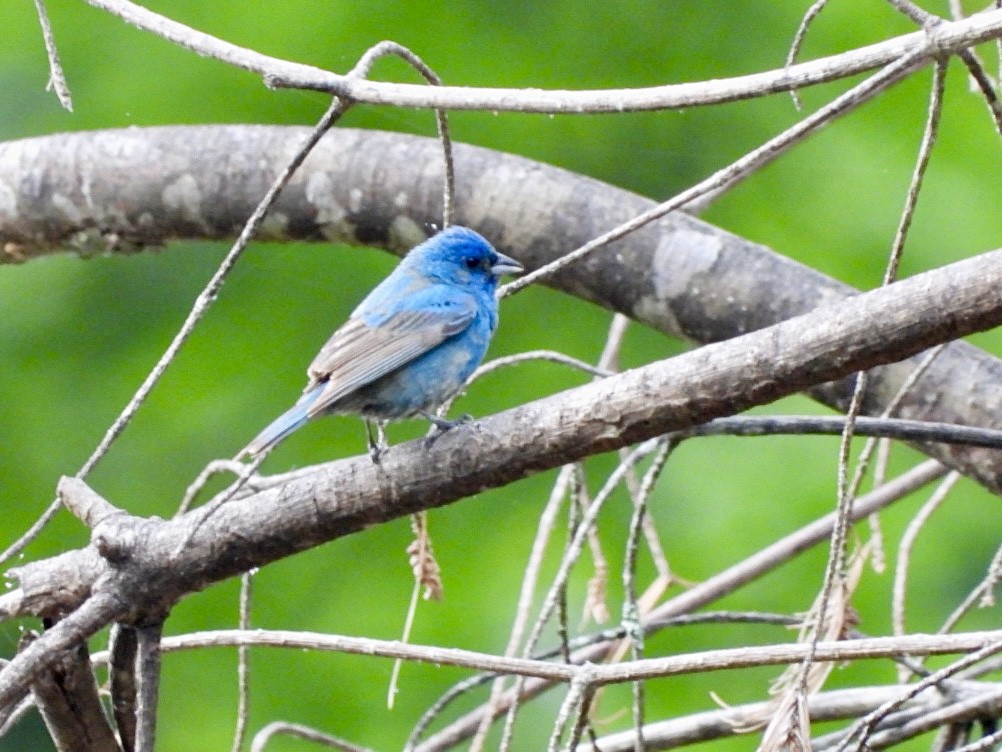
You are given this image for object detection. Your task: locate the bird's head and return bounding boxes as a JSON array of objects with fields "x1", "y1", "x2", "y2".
[{"x1": 406, "y1": 226, "x2": 523, "y2": 289}]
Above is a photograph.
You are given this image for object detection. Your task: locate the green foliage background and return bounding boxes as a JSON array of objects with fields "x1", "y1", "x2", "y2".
[{"x1": 2, "y1": 2, "x2": 1001, "y2": 750}]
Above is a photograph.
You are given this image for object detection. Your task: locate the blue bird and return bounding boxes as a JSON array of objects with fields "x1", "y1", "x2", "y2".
[{"x1": 242, "y1": 226, "x2": 522, "y2": 458}]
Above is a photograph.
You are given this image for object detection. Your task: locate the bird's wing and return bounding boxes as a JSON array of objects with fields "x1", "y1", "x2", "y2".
[{"x1": 304, "y1": 295, "x2": 477, "y2": 417}]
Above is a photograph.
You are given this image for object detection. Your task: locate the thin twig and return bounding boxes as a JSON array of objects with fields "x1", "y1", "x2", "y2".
[
  {"x1": 574, "y1": 468, "x2": 610, "y2": 627},
  {"x1": 476, "y1": 320, "x2": 629, "y2": 752},
  {"x1": 406, "y1": 674, "x2": 496, "y2": 752},
  {"x1": 75, "y1": 0, "x2": 1002, "y2": 112},
  {"x1": 0, "y1": 693, "x2": 35, "y2": 740},
  {"x1": 467, "y1": 465, "x2": 574, "y2": 752},
  {"x1": 134, "y1": 621, "x2": 164, "y2": 752},
  {"x1": 179, "y1": 452, "x2": 269, "y2": 550},
  {"x1": 472, "y1": 351, "x2": 614, "y2": 380},
  {"x1": 886, "y1": 0, "x2": 1002, "y2": 131},
  {"x1": 250, "y1": 721, "x2": 375, "y2": 752},
  {"x1": 177, "y1": 459, "x2": 253, "y2": 515},
  {"x1": 841, "y1": 345, "x2": 948, "y2": 513},
  {"x1": 939, "y1": 540, "x2": 1002, "y2": 634},
  {"x1": 977, "y1": 541, "x2": 1002, "y2": 609},
  {"x1": 120, "y1": 627, "x2": 1002, "y2": 686},
  {"x1": 797, "y1": 54, "x2": 949, "y2": 716},
  {"x1": 885, "y1": 60, "x2": 946, "y2": 286},
  {"x1": 674, "y1": 413, "x2": 1002, "y2": 448},
  {"x1": 785, "y1": 0, "x2": 831, "y2": 110},
  {"x1": 231, "y1": 572, "x2": 253, "y2": 752},
  {"x1": 586, "y1": 682, "x2": 1000, "y2": 752},
  {"x1": 390, "y1": 581, "x2": 422, "y2": 706},
  {"x1": 891, "y1": 472, "x2": 959, "y2": 653},
  {"x1": 350, "y1": 42, "x2": 455, "y2": 227},
  {"x1": 622, "y1": 440, "x2": 673, "y2": 752},
  {"x1": 497, "y1": 440, "x2": 662, "y2": 749},
  {"x1": 389, "y1": 513, "x2": 440, "y2": 710},
  {"x1": 957, "y1": 47, "x2": 1002, "y2": 133},
  {"x1": 597, "y1": 314, "x2": 630, "y2": 373},
  {"x1": 0, "y1": 499, "x2": 64, "y2": 569},
  {"x1": 517, "y1": 475, "x2": 587, "y2": 752},
  {"x1": 863, "y1": 342, "x2": 949, "y2": 577},
  {"x1": 551, "y1": 587, "x2": 580, "y2": 752},
  {"x1": 885, "y1": 0, "x2": 934, "y2": 26},
  {"x1": 867, "y1": 437, "x2": 891, "y2": 575},
  {"x1": 31, "y1": 0, "x2": 72, "y2": 111},
  {"x1": 547, "y1": 674, "x2": 590, "y2": 752},
  {"x1": 836, "y1": 637, "x2": 1002, "y2": 752},
  {"x1": 499, "y1": 50, "x2": 926, "y2": 298},
  {"x1": 278, "y1": 15, "x2": 1002, "y2": 112},
  {"x1": 803, "y1": 356, "x2": 869, "y2": 691},
  {"x1": 562, "y1": 678, "x2": 598, "y2": 752},
  {"x1": 950, "y1": 725, "x2": 1002, "y2": 752}
]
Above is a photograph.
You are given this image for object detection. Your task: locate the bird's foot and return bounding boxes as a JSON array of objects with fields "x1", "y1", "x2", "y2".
[
  {"x1": 368, "y1": 444, "x2": 385, "y2": 463},
  {"x1": 421, "y1": 412, "x2": 473, "y2": 448},
  {"x1": 365, "y1": 420, "x2": 389, "y2": 463}
]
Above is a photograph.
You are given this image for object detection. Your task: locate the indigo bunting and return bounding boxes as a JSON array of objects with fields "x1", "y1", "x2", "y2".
[{"x1": 242, "y1": 226, "x2": 522, "y2": 458}]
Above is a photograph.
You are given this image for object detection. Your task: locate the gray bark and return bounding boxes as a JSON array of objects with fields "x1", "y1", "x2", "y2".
[{"x1": 2, "y1": 125, "x2": 1001, "y2": 491}]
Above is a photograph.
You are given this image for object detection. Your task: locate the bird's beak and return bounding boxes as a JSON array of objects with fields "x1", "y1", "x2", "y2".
[{"x1": 491, "y1": 252, "x2": 524, "y2": 278}]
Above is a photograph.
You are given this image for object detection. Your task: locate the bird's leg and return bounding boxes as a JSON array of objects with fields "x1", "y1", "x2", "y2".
[
  {"x1": 365, "y1": 419, "x2": 389, "y2": 462},
  {"x1": 420, "y1": 410, "x2": 472, "y2": 447}
]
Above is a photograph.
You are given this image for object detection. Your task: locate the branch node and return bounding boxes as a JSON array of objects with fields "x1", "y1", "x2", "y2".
[
  {"x1": 92, "y1": 524, "x2": 136, "y2": 565},
  {"x1": 57, "y1": 477, "x2": 124, "y2": 528}
]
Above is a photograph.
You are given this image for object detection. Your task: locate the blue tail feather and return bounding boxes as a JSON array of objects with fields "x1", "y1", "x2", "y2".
[{"x1": 242, "y1": 387, "x2": 322, "y2": 457}]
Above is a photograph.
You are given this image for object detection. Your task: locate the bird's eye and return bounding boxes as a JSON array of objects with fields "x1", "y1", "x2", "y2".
[{"x1": 464, "y1": 256, "x2": 481, "y2": 270}]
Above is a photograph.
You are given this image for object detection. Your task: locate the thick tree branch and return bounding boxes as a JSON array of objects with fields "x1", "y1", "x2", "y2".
[
  {"x1": 109, "y1": 625, "x2": 138, "y2": 752},
  {"x1": 0, "y1": 591, "x2": 126, "y2": 727},
  {"x1": 27, "y1": 637, "x2": 120, "y2": 752},
  {"x1": 2, "y1": 126, "x2": 1002, "y2": 491},
  {"x1": 2, "y1": 245, "x2": 1002, "y2": 720}
]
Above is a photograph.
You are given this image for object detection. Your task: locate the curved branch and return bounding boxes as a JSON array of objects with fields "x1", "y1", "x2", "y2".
[
  {"x1": 2, "y1": 126, "x2": 1002, "y2": 491},
  {"x1": 83, "y1": 0, "x2": 1002, "y2": 112}
]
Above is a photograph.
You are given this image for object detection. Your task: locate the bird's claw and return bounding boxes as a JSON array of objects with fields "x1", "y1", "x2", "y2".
[
  {"x1": 422, "y1": 431, "x2": 445, "y2": 450},
  {"x1": 421, "y1": 412, "x2": 473, "y2": 448}
]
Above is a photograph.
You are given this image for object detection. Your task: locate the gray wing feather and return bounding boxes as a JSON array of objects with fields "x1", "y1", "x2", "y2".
[{"x1": 304, "y1": 305, "x2": 474, "y2": 417}]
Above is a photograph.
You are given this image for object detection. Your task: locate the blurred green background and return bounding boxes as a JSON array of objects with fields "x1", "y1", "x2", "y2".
[{"x1": 2, "y1": 1, "x2": 1002, "y2": 750}]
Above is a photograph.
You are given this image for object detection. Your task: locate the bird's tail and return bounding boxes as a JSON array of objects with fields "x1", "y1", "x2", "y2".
[{"x1": 241, "y1": 386, "x2": 322, "y2": 458}]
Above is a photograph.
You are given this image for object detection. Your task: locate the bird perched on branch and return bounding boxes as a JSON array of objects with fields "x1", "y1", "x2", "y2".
[{"x1": 242, "y1": 225, "x2": 523, "y2": 459}]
